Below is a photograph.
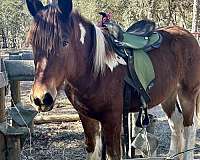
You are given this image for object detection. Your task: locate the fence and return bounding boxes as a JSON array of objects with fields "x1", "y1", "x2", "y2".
[{"x1": 0, "y1": 51, "x2": 35, "y2": 160}]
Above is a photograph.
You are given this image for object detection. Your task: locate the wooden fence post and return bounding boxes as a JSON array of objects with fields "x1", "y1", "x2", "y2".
[
  {"x1": 6, "y1": 136, "x2": 21, "y2": 160},
  {"x1": 0, "y1": 87, "x2": 6, "y2": 122},
  {"x1": 0, "y1": 84, "x2": 23, "y2": 160},
  {"x1": 0, "y1": 87, "x2": 6, "y2": 160},
  {"x1": 10, "y1": 81, "x2": 21, "y2": 107},
  {"x1": 0, "y1": 56, "x2": 6, "y2": 160},
  {"x1": 10, "y1": 80, "x2": 21, "y2": 130}
]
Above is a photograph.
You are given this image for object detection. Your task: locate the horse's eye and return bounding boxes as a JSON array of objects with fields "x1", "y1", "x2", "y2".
[{"x1": 63, "y1": 40, "x2": 69, "y2": 47}]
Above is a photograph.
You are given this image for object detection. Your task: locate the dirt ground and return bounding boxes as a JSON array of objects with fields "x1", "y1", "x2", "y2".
[{"x1": 4, "y1": 81, "x2": 200, "y2": 160}]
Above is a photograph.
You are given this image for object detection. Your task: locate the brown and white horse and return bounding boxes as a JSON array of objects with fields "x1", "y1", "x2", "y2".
[{"x1": 27, "y1": 0, "x2": 200, "y2": 159}]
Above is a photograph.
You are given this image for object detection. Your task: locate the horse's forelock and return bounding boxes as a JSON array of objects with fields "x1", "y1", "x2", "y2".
[{"x1": 28, "y1": 5, "x2": 69, "y2": 56}]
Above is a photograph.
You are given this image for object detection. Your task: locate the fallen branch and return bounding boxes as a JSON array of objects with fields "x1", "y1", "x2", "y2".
[{"x1": 34, "y1": 114, "x2": 80, "y2": 124}]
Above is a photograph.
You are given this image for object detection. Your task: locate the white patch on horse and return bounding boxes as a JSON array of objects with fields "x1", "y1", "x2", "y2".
[
  {"x1": 183, "y1": 117, "x2": 196, "y2": 160},
  {"x1": 79, "y1": 23, "x2": 86, "y2": 44},
  {"x1": 168, "y1": 106, "x2": 184, "y2": 158},
  {"x1": 105, "y1": 55, "x2": 126, "y2": 72},
  {"x1": 94, "y1": 25, "x2": 106, "y2": 74},
  {"x1": 87, "y1": 123, "x2": 102, "y2": 160},
  {"x1": 94, "y1": 25, "x2": 126, "y2": 73}
]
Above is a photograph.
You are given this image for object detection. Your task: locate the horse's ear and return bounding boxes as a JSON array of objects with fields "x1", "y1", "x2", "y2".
[
  {"x1": 58, "y1": 0, "x2": 72, "y2": 19},
  {"x1": 26, "y1": 0, "x2": 44, "y2": 17}
]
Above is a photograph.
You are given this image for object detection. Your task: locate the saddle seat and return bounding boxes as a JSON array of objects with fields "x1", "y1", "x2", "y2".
[
  {"x1": 126, "y1": 20, "x2": 155, "y2": 37},
  {"x1": 123, "y1": 31, "x2": 161, "y2": 50}
]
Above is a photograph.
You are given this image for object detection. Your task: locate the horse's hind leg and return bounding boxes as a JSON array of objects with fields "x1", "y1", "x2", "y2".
[
  {"x1": 178, "y1": 89, "x2": 197, "y2": 160},
  {"x1": 162, "y1": 93, "x2": 184, "y2": 159},
  {"x1": 79, "y1": 114, "x2": 102, "y2": 160}
]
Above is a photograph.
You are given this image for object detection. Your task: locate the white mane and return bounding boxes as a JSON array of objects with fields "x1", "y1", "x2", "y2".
[
  {"x1": 93, "y1": 25, "x2": 126, "y2": 75},
  {"x1": 93, "y1": 25, "x2": 107, "y2": 74}
]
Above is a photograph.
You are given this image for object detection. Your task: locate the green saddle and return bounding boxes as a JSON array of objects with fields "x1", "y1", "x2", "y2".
[
  {"x1": 105, "y1": 20, "x2": 161, "y2": 93},
  {"x1": 123, "y1": 32, "x2": 160, "y2": 50}
]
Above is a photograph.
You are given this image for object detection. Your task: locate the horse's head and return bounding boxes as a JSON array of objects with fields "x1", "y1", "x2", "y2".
[{"x1": 26, "y1": 0, "x2": 74, "y2": 112}]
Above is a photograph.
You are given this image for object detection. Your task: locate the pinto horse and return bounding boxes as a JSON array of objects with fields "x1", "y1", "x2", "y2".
[{"x1": 27, "y1": 0, "x2": 200, "y2": 159}]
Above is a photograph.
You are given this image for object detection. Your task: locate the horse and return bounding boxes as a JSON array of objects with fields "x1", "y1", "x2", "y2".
[{"x1": 26, "y1": 0, "x2": 200, "y2": 159}]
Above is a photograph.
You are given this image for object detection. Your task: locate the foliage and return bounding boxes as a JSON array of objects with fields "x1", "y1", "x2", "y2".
[
  {"x1": 0, "y1": 0, "x2": 196, "y2": 49},
  {"x1": 0, "y1": 0, "x2": 31, "y2": 48}
]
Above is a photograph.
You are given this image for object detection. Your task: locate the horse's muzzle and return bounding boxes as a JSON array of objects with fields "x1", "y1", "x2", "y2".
[{"x1": 31, "y1": 92, "x2": 54, "y2": 112}]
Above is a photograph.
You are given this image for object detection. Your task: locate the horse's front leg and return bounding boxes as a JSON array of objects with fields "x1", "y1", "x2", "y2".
[
  {"x1": 64, "y1": 84, "x2": 103, "y2": 159},
  {"x1": 101, "y1": 111, "x2": 122, "y2": 160},
  {"x1": 79, "y1": 114, "x2": 103, "y2": 160}
]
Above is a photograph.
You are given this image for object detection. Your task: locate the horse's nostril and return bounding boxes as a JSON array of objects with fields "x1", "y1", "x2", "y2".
[
  {"x1": 34, "y1": 98, "x2": 42, "y2": 106},
  {"x1": 43, "y1": 92, "x2": 54, "y2": 107}
]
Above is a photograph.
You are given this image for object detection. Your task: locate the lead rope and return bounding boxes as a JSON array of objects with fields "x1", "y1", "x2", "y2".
[
  {"x1": 143, "y1": 128, "x2": 151, "y2": 157},
  {"x1": 169, "y1": 147, "x2": 200, "y2": 159}
]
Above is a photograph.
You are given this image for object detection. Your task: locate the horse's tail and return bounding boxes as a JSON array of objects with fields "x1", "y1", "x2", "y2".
[{"x1": 196, "y1": 92, "x2": 200, "y2": 128}]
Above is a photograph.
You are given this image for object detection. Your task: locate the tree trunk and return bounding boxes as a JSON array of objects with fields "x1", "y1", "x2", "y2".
[
  {"x1": 177, "y1": 4, "x2": 187, "y2": 29},
  {"x1": 12, "y1": 38, "x2": 17, "y2": 49},
  {"x1": 147, "y1": 0, "x2": 156, "y2": 20},
  {"x1": 1, "y1": 29, "x2": 8, "y2": 49},
  {"x1": 167, "y1": 0, "x2": 176, "y2": 25},
  {"x1": 192, "y1": 0, "x2": 200, "y2": 32}
]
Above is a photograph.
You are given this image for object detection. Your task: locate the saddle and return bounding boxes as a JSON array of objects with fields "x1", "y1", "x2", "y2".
[
  {"x1": 105, "y1": 20, "x2": 162, "y2": 53},
  {"x1": 105, "y1": 20, "x2": 162, "y2": 96}
]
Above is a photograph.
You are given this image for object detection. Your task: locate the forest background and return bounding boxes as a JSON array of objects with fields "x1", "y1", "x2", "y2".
[{"x1": 0, "y1": 0, "x2": 199, "y2": 49}]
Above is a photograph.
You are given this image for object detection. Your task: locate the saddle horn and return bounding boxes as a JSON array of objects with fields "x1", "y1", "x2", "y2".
[{"x1": 26, "y1": 0, "x2": 44, "y2": 17}]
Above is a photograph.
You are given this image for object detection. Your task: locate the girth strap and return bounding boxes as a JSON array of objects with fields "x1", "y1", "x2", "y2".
[
  {"x1": 123, "y1": 54, "x2": 151, "y2": 158},
  {"x1": 123, "y1": 83, "x2": 132, "y2": 158}
]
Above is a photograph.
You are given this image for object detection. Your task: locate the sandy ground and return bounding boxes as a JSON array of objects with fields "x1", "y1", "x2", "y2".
[{"x1": 3, "y1": 81, "x2": 200, "y2": 160}]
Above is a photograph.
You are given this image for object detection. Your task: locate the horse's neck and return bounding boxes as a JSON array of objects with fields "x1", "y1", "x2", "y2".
[{"x1": 66, "y1": 17, "x2": 96, "y2": 87}]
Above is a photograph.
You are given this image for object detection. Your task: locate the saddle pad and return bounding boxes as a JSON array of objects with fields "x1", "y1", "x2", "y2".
[
  {"x1": 123, "y1": 32, "x2": 160, "y2": 50},
  {"x1": 134, "y1": 50, "x2": 155, "y2": 91}
]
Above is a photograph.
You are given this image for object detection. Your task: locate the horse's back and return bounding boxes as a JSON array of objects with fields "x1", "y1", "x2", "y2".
[
  {"x1": 163, "y1": 26, "x2": 200, "y2": 90},
  {"x1": 146, "y1": 26, "x2": 200, "y2": 107}
]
